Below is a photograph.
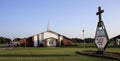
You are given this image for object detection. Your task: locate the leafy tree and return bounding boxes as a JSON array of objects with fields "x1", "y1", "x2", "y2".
[
  {"x1": 0, "y1": 37, "x2": 11, "y2": 44},
  {"x1": 84, "y1": 38, "x2": 94, "y2": 43},
  {"x1": 13, "y1": 38, "x2": 21, "y2": 41},
  {"x1": 72, "y1": 38, "x2": 82, "y2": 43},
  {"x1": 72, "y1": 38, "x2": 94, "y2": 43}
]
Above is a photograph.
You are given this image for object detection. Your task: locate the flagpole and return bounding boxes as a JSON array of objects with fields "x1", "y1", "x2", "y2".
[{"x1": 82, "y1": 29, "x2": 85, "y2": 48}]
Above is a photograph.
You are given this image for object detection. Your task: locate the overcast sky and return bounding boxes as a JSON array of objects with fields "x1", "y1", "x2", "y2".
[{"x1": 0, "y1": 0, "x2": 120, "y2": 39}]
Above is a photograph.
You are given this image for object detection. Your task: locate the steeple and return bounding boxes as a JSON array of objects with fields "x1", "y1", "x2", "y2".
[{"x1": 47, "y1": 18, "x2": 50, "y2": 31}]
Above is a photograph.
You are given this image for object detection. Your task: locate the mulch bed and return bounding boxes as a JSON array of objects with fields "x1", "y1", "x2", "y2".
[{"x1": 78, "y1": 50, "x2": 120, "y2": 60}]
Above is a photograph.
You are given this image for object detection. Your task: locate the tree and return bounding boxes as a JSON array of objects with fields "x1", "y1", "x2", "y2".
[
  {"x1": 0, "y1": 37, "x2": 11, "y2": 44},
  {"x1": 72, "y1": 38, "x2": 94, "y2": 43},
  {"x1": 84, "y1": 38, "x2": 94, "y2": 43},
  {"x1": 13, "y1": 38, "x2": 21, "y2": 41},
  {"x1": 72, "y1": 38, "x2": 82, "y2": 43}
]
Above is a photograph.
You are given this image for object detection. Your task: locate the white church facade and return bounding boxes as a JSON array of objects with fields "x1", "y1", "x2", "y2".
[{"x1": 32, "y1": 30, "x2": 65, "y2": 47}]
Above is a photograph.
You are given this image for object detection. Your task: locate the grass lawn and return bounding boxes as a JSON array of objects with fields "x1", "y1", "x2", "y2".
[
  {"x1": 0, "y1": 47, "x2": 119, "y2": 61},
  {"x1": 0, "y1": 44, "x2": 6, "y2": 46}
]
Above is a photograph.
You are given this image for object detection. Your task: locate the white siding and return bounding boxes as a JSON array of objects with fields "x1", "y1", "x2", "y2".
[
  {"x1": 60, "y1": 36, "x2": 63, "y2": 42},
  {"x1": 33, "y1": 35, "x2": 38, "y2": 47},
  {"x1": 44, "y1": 32, "x2": 58, "y2": 39},
  {"x1": 38, "y1": 34, "x2": 43, "y2": 43}
]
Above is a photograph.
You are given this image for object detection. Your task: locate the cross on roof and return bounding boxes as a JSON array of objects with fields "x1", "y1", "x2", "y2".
[{"x1": 96, "y1": 6, "x2": 104, "y2": 22}]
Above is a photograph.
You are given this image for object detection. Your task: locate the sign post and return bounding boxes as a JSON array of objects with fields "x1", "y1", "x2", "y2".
[{"x1": 95, "y1": 6, "x2": 109, "y2": 54}]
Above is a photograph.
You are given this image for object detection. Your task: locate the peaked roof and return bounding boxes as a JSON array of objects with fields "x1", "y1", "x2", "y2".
[
  {"x1": 111, "y1": 35, "x2": 120, "y2": 40},
  {"x1": 27, "y1": 30, "x2": 70, "y2": 39},
  {"x1": 45, "y1": 30, "x2": 60, "y2": 35}
]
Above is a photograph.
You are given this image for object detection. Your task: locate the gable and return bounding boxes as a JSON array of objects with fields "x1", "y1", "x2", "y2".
[{"x1": 43, "y1": 31, "x2": 58, "y2": 39}]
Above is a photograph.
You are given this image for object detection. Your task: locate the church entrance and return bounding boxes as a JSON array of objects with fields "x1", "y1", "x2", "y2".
[{"x1": 46, "y1": 38, "x2": 57, "y2": 47}]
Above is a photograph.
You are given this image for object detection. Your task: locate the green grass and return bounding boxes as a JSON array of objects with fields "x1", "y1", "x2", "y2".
[
  {"x1": 76, "y1": 43, "x2": 96, "y2": 48},
  {"x1": 0, "y1": 47, "x2": 119, "y2": 61},
  {"x1": 0, "y1": 44, "x2": 6, "y2": 46}
]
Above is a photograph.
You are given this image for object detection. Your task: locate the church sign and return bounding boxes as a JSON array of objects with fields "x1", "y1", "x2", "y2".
[
  {"x1": 95, "y1": 6, "x2": 109, "y2": 54},
  {"x1": 95, "y1": 29, "x2": 108, "y2": 48}
]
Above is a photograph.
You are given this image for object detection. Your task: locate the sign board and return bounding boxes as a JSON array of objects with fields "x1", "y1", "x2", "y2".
[
  {"x1": 95, "y1": 28, "x2": 108, "y2": 48},
  {"x1": 95, "y1": 36, "x2": 107, "y2": 48},
  {"x1": 96, "y1": 29, "x2": 105, "y2": 37},
  {"x1": 95, "y1": 21, "x2": 109, "y2": 54},
  {"x1": 95, "y1": 22, "x2": 109, "y2": 49}
]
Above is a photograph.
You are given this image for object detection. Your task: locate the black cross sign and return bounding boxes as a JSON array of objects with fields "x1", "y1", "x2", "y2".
[{"x1": 96, "y1": 6, "x2": 104, "y2": 22}]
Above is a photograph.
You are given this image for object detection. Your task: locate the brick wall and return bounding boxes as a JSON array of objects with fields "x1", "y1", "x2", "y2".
[
  {"x1": 62, "y1": 36, "x2": 75, "y2": 46},
  {"x1": 19, "y1": 37, "x2": 33, "y2": 47}
]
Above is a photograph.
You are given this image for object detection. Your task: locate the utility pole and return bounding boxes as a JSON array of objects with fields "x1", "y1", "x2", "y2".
[{"x1": 82, "y1": 29, "x2": 85, "y2": 48}]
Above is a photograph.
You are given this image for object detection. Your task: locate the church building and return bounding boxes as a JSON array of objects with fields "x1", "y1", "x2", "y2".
[{"x1": 18, "y1": 22, "x2": 75, "y2": 47}]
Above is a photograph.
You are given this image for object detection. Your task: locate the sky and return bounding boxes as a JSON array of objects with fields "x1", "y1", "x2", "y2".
[{"x1": 0, "y1": 0, "x2": 120, "y2": 39}]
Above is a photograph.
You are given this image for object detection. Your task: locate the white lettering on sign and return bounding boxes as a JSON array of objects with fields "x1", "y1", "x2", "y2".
[
  {"x1": 95, "y1": 37, "x2": 107, "y2": 48},
  {"x1": 96, "y1": 29, "x2": 105, "y2": 37}
]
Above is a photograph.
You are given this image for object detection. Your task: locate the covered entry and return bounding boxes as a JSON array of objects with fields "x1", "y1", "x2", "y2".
[{"x1": 46, "y1": 38, "x2": 57, "y2": 47}]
